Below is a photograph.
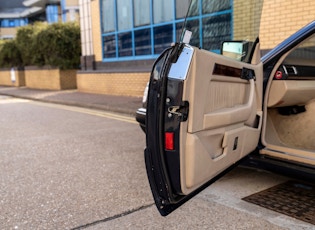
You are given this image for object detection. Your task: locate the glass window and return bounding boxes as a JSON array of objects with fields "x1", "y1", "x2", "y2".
[
  {"x1": 118, "y1": 32, "x2": 132, "y2": 57},
  {"x1": 135, "y1": 29, "x2": 151, "y2": 55},
  {"x1": 176, "y1": 0, "x2": 191, "y2": 19},
  {"x1": 117, "y1": 0, "x2": 132, "y2": 31},
  {"x1": 102, "y1": 0, "x2": 115, "y2": 32},
  {"x1": 2, "y1": 20, "x2": 9, "y2": 27},
  {"x1": 154, "y1": 24, "x2": 173, "y2": 54},
  {"x1": 202, "y1": 0, "x2": 231, "y2": 14},
  {"x1": 103, "y1": 35, "x2": 116, "y2": 58},
  {"x1": 20, "y1": 18, "x2": 28, "y2": 26},
  {"x1": 99, "y1": 0, "x2": 236, "y2": 61},
  {"x1": 46, "y1": 5, "x2": 59, "y2": 23},
  {"x1": 286, "y1": 34, "x2": 315, "y2": 61},
  {"x1": 9, "y1": 20, "x2": 14, "y2": 27},
  {"x1": 153, "y1": 0, "x2": 173, "y2": 23},
  {"x1": 134, "y1": 0, "x2": 150, "y2": 26},
  {"x1": 202, "y1": 14, "x2": 231, "y2": 52}
]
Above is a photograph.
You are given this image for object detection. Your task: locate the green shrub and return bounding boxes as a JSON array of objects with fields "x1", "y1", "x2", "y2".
[
  {"x1": 0, "y1": 40, "x2": 22, "y2": 68},
  {"x1": 0, "y1": 39, "x2": 6, "y2": 52},
  {"x1": 15, "y1": 22, "x2": 47, "y2": 66},
  {"x1": 35, "y1": 22, "x2": 81, "y2": 69},
  {"x1": 0, "y1": 22, "x2": 81, "y2": 70}
]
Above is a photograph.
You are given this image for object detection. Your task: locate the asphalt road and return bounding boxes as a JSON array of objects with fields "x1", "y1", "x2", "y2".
[{"x1": 0, "y1": 96, "x2": 314, "y2": 230}]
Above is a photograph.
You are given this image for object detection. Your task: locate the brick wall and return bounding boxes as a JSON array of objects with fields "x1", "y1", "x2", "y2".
[
  {"x1": 233, "y1": 0, "x2": 263, "y2": 41},
  {"x1": 0, "y1": 68, "x2": 25, "y2": 87},
  {"x1": 260, "y1": 0, "x2": 315, "y2": 49},
  {"x1": 59, "y1": 70, "x2": 78, "y2": 89},
  {"x1": 0, "y1": 27, "x2": 17, "y2": 39},
  {"x1": 25, "y1": 67, "x2": 77, "y2": 90},
  {"x1": 77, "y1": 72, "x2": 150, "y2": 97},
  {"x1": 232, "y1": 0, "x2": 315, "y2": 49}
]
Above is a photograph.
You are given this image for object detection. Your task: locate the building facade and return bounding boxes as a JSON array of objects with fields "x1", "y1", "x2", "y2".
[
  {"x1": 78, "y1": 0, "x2": 315, "y2": 97},
  {"x1": 0, "y1": 0, "x2": 79, "y2": 39}
]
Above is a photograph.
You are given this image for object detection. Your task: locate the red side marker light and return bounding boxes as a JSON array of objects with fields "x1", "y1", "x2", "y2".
[{"x1": 165, "y1": 132, "x2": 174, "y2": 150}]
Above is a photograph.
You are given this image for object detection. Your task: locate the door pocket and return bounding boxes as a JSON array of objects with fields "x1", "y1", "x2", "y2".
[{"x1": 203, "y1": 79, "x2": 255, "y2": 129}]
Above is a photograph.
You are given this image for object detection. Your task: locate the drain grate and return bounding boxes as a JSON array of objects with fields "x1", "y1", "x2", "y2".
[{"x1": 243, "y1": 181, "x2": 315, "y2": 225}]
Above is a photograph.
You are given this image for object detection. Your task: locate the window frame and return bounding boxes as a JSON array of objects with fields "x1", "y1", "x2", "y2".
[{"x1": 100, "y1": 0, "x2": 233, "y2": 62}]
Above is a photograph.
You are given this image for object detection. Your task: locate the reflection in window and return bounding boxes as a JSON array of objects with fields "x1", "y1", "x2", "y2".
[
  {"x1": 202, "y1": 14, "x2": 231, "y2": 52},
  {"x1": 154, "y1": 24, "x2": 173, "y2": 54},
  {"x1": 117, "y1": 0, "x2": 132, "y2": 30},
  {"x1": 135, "y1": 29, "x2": 151, "y2": 55},
  {"x1": 176, "y1": 22, "x2": 184, "y2": 42},
  {"x1": 202, "y1": 0, "x2": 231, "y2": 14},
  {"x1": 134, "y1": 0, "x2": 150, "y2": 26},
  {"x1": 286, "y1": 35, "x2": 315, "y2": 61},
  {"x1": 184, "y1": 19, "x2": 200, "y2": 48},
  {"x1": 153, "y1": 0, "x2": 173, "y2": 23},
  {"x1": 46, "y1": 5, "x2": 59, "y2": 23},
  {"x1": 185, "y1": 0, "x2": 200, "y2": 18},
  {"x1": 0, "y1": 18, "x2": 28, "y2": 27},
  {"x1": 102, "y1": 0, "x2": 115, "y2": 32},
  {"x1": 9, "y1": 20, "x2": 14, "y2": 27},
  {"x1": 118, "y1": 32, "x2": 132, "y2": 57},
  {"x1": 100, "y1": 0, "x2": 234, "y2": 61},
  {"x1": 103, "y1": 35, "x2": 116, "y2": 58},
  {"x1": 176, "y1": 0, "x2": 191, "y2": 19}
]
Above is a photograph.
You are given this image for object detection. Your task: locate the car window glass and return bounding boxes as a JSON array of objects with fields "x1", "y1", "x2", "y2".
[
  {"x1": 180, "y1": 0, "x2": 263, "y2": 63},
  {"x1": 284, "y1": 34, "x2": 315, "y2": 65}
]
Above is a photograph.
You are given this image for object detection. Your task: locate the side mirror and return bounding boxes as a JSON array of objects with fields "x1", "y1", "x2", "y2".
[{"x1": 221, "y1": 41, "x2": 253, "y2": 63}]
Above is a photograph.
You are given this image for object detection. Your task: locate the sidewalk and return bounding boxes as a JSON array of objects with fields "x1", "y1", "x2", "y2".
[{"x1": 0, "y1": 86, "x2": 142, "y2": 116}]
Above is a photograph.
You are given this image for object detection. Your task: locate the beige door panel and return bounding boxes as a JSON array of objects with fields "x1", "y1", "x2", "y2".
[
  {"x1": 179, "y1": 48, "x2": 262, "y2": 194},
  {"x1": 180, "y1": 123, "x2": 261, "y2": 194},
  {"x1": 203, "y1": 79, "x2": 255, "y2": 129},
  {"x1": 183, "y1": 48, "x2": 261, "y2": 132}
]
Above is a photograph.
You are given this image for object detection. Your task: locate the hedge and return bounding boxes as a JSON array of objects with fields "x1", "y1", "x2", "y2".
[
  {"x1": 0, "y1": 40, "x2": 22, "y2": 68},
  {"x1": 0, "y1": 22, "x2": 81, "y2": 70}
]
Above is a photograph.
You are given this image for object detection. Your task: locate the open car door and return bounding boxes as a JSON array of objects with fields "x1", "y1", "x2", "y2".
[{"x1": 145, "y1": 0, "x2": 264, "y2": 216}]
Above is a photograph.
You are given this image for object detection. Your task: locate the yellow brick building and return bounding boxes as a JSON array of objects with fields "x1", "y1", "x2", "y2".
[
  {"x1": 78, "y1": 0, "x2": 315, "y2": 97},
  {"x1": 260, "y1": 0, "x2": 315, "y2": 49}
]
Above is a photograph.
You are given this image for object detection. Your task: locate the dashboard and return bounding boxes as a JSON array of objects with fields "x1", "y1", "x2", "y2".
[{"x1": 268, "y1": 63, "x2": 315, "y2": 107}]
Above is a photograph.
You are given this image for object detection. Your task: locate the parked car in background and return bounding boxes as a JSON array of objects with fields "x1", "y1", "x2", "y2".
[
  {"x1": 136, "y1": 82, "x2": 148, "y2": 132},
  {"x1": 137, "y1": 0, "x2": 315, "y2": 216}
]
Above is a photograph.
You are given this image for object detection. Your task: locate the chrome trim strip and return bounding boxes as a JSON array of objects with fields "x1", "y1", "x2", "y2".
[{"x1": 168, "y1": 45, "x2": 194, "y2": 81}]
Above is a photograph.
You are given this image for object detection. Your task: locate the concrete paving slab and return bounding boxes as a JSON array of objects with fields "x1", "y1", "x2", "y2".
[
  {"x1": 84, "y1": 168, "x2": 315, "y2": 230},
  {"x1": 85, "y1": 198, "x2": 288, "y2": 230}
]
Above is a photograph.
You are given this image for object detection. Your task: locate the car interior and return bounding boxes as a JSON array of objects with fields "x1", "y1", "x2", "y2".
[{"x1": 261, "y1": 34, "x2": 315, "y2": 167}]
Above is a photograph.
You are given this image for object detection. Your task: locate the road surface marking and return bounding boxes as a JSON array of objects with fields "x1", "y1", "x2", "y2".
[{"x1": 0, "y1": 97, "x2": 138, "y2": 124}]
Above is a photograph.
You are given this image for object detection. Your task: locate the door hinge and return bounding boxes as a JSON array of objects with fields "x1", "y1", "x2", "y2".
[
  {"x1": 167, "y1": 101, "x2": 189, "y2": 122},
  {"x1": 241, "y1": 67, "x2": 256, "y2": 80}
]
